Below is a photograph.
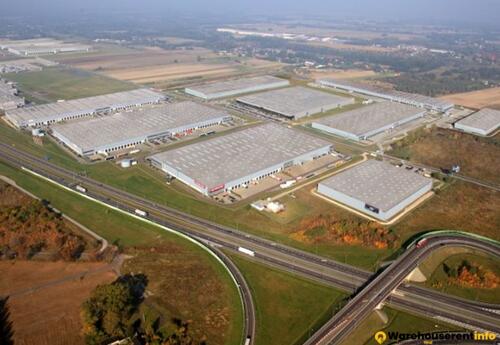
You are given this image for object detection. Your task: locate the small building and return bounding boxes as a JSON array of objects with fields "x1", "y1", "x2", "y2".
[
  {"x1": 454, "y1": 108, "x2": 500, "y2": 136},
  {"x1": 148, "y1": 123, "x2": 333, "y2": 196},
  {"x1": 312, "y1": 102, "x2": 426, "y2": 141},
  {"x1": 317, "y1": 160, "x2": 432, "y2": 221},
  {"x1": 185, "y1": 75, "x2": 289, "y2": 100},
  {"x1": 237, "y1": 86, "x2": 354, "y2": 120}
]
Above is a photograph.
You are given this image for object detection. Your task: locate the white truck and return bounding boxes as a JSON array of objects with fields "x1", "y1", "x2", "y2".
[
  {"x1": 134, "y1": 209, "x2": 148, "y2": 217},
  {"x1": 75, "y1": 185, "x2": 87, "y2": 193},
  {"x1": 238, "y1": 247, "x2": 255, "y2": 257}
]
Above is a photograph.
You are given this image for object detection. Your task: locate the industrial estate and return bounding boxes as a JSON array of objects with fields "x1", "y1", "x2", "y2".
[{"x1": 0, "y1": 21, "x2": 499, "y2": 345}]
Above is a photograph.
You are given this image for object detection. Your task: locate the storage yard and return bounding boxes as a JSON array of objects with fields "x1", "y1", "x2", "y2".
[
  {"x1": 51, "y1": 101, "x2": 232, "y2": 156},
  {"x1": 0, "y1": 38, "x2": 91, "y2": 56},
  {"x1": 317, "y1": 159, "x2": 433, "y2": 221},
  {"x1": 454, "y1": 108, "x2": 500, "y2": 136},
  {"x1": 185, "y1": 75, "x2": 289, "y2": 100},
  {"x1": 237, "y1": 86, "x2": 354, "y2": 120},
  {"x1": 4, "y1": 88, "x2": 165, "y2": 128},
  {"x1": 149, "y1": 123, "x2": 333, "y2": 197},
  {"x1": 312, "y1": 101, "x2": 426, "y2": 141},
  {"x1": 0, "y1": 78, "x2": 25, "y2": 111},
  {"x1": 317, "y1": 79, "x2": 454, "y2": 112}
]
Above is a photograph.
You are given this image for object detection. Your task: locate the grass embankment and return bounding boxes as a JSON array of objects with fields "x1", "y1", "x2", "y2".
[
  {"x1": 419, "y1": 248, "x2": 500, "y2": 304},
  {"x1": 342, "y1": 308, "x2": 459, "y2": 345},
  {"x1": 0, "y1": 162, "x2": 243, "y2": 345},
  {"x1": 4, "y1": 66, "x2": 137, "y2": 103},
  {"x1": 228, "y1": 254, "x2": 347, "y2": 345}
]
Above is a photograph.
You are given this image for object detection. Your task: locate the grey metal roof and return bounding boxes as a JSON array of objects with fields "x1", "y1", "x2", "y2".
[
  {"x1": 149, "y1": 123, "x2": 332, "y2": 189},
  {"x1": 318, "y1": 79, "x2": 454, "y2": 110},
  {"x1": 51, "y1": 101, "x2": 229, "y2": 152},
  {"x1": 313, "y1": 101, "x2": 425, "y2": 137},
  {"x1": 237, "y1": 86, "x2": 353, "y2": 118},
  {"x1": 319, "y1": 160, "x2": 432, "y2": 212},
  {"x1": 455, "y1": 108, "x2": 500, "y2": 134},
  {"x1": 186, "y1": 75, "x2": 288, "y2": 96},
  {"x1": 6, "y1": 89, "x2": 164, "y2": 124}
]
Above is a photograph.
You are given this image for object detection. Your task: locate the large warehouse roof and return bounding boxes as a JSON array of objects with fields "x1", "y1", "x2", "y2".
[
  {"x1": 319, "y1": 160, "x2": 431, "y2": 212},
  {"x1": 317, "y1": 79, "x2": 454, "y2": 112},
  {"x1": 6, "y1": 89, "x2": 165, "y2": 127},
  {"x1": 455, "y1": 108, "x2": 500, "y2": 136},
  {"x1": 313, "y1": 102, "x2": 425, "y2": 139},
  {"x1": 149, "y1": 123, "x2": 332, "y2": 189},
  {"x1": 237, "y1": 86, "x2": 353, "y2": 119},
  {"x1": 185, "y1": 75, "x2": 289, "y2": 99},
  {"x1": 51, "y1": 101, "x2": 230, "y2": 153}
]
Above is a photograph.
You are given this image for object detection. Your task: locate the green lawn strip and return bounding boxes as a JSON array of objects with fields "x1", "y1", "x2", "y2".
[
  {"x1": 0, "y1": 162, "x2": 244, "y2": 345},
  {"x1": 228, "y1": 253, "x2": 347, "y2": 345}
]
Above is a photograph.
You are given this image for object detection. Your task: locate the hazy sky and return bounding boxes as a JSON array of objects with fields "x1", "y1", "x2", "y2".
[{"x1": 2, "y1": 0, "x2": 499, "y2": 26}]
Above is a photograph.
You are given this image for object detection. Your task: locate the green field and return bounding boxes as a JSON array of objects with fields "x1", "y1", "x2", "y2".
[
  {"x1": 342, "y1": 308, "x2": 458, "y2": 345},
  {"x1": 422, "y1": 251, "x2": 500, "y2": 304},
  {"x1": 0, "y1": 162, "x2": 243, "y2": 345},
  {"x1": 228, "y1": 254, "x2": 347, "y2": 345},
  {"x1": 4, "y1": 67, "x2": 137, "y2": 103}
]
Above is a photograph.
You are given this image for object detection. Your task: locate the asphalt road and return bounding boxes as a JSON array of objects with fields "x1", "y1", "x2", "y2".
[
  {"x1": 0, "y1": 143, "x2": 499, "y2": 343},
  {"x1": 304, "y1": 236, "x2": 500, "y2": 345}
]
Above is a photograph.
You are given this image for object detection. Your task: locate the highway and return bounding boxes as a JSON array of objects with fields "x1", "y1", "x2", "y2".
[
  {"x1": 0, "y1": 142, "x2": 499, "y2": 342},
  {"x1": 304, "y1": 235, "x2": 500, "y2": 345}
]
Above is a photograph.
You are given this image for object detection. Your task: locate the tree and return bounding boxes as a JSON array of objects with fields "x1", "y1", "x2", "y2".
[
  {"x1": 81, "y1": 274, "x2": 147, "y2": 345},
  {"x1": 0, "y1": 297, "x2": 14, "y2": 345}
]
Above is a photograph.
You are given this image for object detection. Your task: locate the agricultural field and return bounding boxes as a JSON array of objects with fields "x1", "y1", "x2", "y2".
[
  {"x1": 390, "y1": 127, "x2": 500, "y2": 185},
  {"x1": 229, "y1": 254, "x2": 347, "y2": 345},
  {"x1": 3, "y1": 66, "x2": 137, "y2": 103},
  {"x1": 47, "y1": 45, "x2": 282, "y2": 86},
  {"x1": 440, "y1": 87, "x2": 500, "y2": 109},
  {"x1": 0, "y1": 261, "x2": 116, "y2": 345},
  {"x1": 0, "y1": 162, "x2": 244, "y2": 345}
]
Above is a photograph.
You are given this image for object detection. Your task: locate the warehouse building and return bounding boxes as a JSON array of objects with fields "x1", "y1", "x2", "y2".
[
  {"x1": 149, "y1": 123, "x2": 333, "y2": 196},
  {"x1": 318, "y1": 160, "x2": 432, "y2": 221},
  {"x1": 51, "y1": 101, "x2": 231, "y2": 156},
  {"x1": 312, "y1": 102, "x2": 426, "y2": 141},
  {"x1": 317, "y1": 79, "x2": 454, "y2": 113},
  {"x1": 0, "y1": 38, "x2": 91, "y2": 56},
  {"x1": 0, "y1": 79, "x2": 25, "y2": 111},
  {"x1": 185, "y1": 75, "x2": 289, "y2": 100},
  {"x1": 454, "y1": 108, "x2": 500, "y2": 136},
  {"x1": 237, "y1": 86, "x2": 354, "y2": 119},
  {"x1": 4, "y1": 89, "x2": 166, "y2": 128}
]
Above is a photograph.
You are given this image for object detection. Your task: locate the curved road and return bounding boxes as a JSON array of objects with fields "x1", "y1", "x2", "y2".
[
  {"x1": 304, "y1": 235, "x2": 500, "y2": 345},
  {"x1": 0, "y1": 143, "x2": 499, "y2": 341}
]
